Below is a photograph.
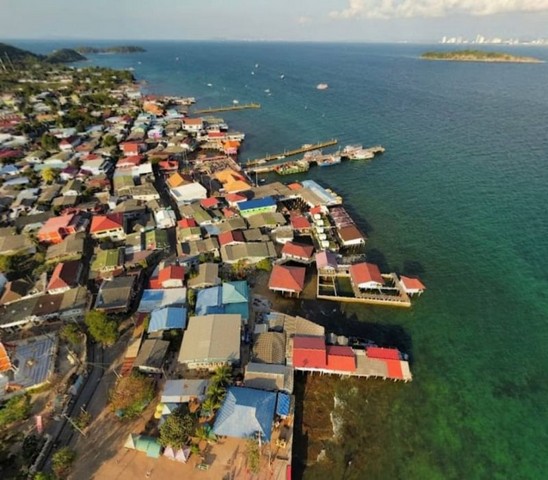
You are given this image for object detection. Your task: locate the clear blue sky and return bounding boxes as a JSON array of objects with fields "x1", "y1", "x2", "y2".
[{"x1": 2, "y1": 0, "x2": 548, "y2": 43}]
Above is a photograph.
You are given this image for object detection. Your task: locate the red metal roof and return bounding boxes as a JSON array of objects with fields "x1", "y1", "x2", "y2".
[
  {"x1": 287, "y1": 182, "x2": 302, "y2": 191},
  {"x1": 326, "y1": 345, "x2": 356, "y2": 372},
  {"x1": 290, "y1": 215, "x2": 311, "y2": 230},
  {"x1": 293, "y1": 336, "x2": 326, "y2": 350},
  {"x1": 90, "y1": 213, "x2": 124, "y2": 233},
  {"x1": 158, "y1": 265, "x2": 185, "y2": 283},
  {"x1": 309, "y1": 206, "x2": 323, "y2": 215},
  {"x1": 400, "y1": 275, "x2": 426, "y2": 291},
  {"x1": 0, "y1": 343, "x2": 12, "y2": 372},
  {"x1": 200, "y1": 197, "x2": 220, "y2": 209},
  {"x1": 47, "y1": 260, "x2": 80, "y2": 291},
  {"x1": 385, "y1": 359, "x2": 404, "y2": 379},
  {"x1": 349, "y1": 262, "x2": 384, "y2": 286},
  {"x1": 366, "y1": 347, "x2": 401, "y2": 360},
  {"x1": 178, "y1": 218, "x2": 197, "y2": 228},
  {"x1": 268, "y1": 265, "x2": 306, "y2": 293},
  {"x1": 218, "y1": 230, "x2": 245, "y2": 247},
  {"x1": 282, "y1": 242, "x2": 314, "y2": 260},
  {"x1": 38, "y1": 213, "x2": 75, "y2": 235}
]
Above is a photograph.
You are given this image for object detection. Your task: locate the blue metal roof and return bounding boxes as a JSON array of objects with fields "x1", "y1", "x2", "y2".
[
  {"x1": 195, "y1": 286, "x2": 222, "y2": 316},
  {"x1": 276, "y1": 392, "x2": 291, "y2": 417},
  {"x1": 148, "y1": 306, "x2": 187, "y2": 333},
  {"x1": 213, "y1": 387, "x2": 277, "y2": 441},
  {"x1": 224, "y1": 302, "x2": 249, "y2": 321},
  {"x1": 238, "y1": 196, "x2": 276, "y2": 211},
  {"x1": 222, "y1": 281, "x2": 249, "y2": 304}
]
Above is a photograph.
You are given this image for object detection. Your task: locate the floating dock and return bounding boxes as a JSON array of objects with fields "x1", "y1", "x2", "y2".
[
  {"x1": 193, "y1": 103, "x2": 261, "y2": 114},
  {"x1": 246, "y1": 139, "x2": 338, "y2": 167}
]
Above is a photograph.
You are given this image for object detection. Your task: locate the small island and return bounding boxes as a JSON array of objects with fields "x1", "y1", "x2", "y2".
[
  {"x1": 421, "y1": 49, "x2": 544, "y2": 64},
  {"x1": 76, "y1": 46, "x2": 146, "y2": 54}
]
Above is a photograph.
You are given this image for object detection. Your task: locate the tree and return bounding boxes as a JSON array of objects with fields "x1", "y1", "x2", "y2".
[
  {"x1": 200, "y1": 397, "x2": 221, "y2": 418},
  {"x1": 0, "y1": 255, "x2": 15, "y2": 273},
  {"x1": 0, "y1": 394, "x2": 31, "y2": 427},
  {"x1": 245, "y1": 439, "x2": 261, "y2": 474},
  {"x1": 255, "y1": 258, "x2": 272, "y2": 272},
  {"x1": 110, "y1": 373, "x2": 154, "y2": 419},
  {"x1": 40, "y1": 167, "x2": 58, "y2": 184},
  {"x1": 33, "y1": 473, "x2": 55, "y2": 480},
  {"x1": 159, "y1": 411, "x2": 194, "y2": 448},
  {"x1": 40, "y1": 133, "x2": 59, "y2": 152},
  {"x1": 206, "y1": 382, "x2": 226, "y2": 404},
  {"x1": 74, "y1": 410, "x2": 92, "y2": 430},
  {"x1": 85, "y1": 310, "x2": 119, "y2": 346},
  {"x1": 194, "y1": 425, "x2": 217, "y2": 445},
  {"x1": 102, "y1": 134, "x2": 117, "y2": 147},
  {"x1": 60, "y1": 323, "x2": 81, "y2": 345},
  {"x1": 52, "y1": 447, "x2": 76, "y2": 478},
  {"x1": 212, "y1": 365, "x2": 232, "y2": 387}
]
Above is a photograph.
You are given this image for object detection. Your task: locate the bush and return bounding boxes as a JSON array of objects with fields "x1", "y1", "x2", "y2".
[
  {"x1": 52, "y1": 447, "x2": 76, "y2": 478},
  {"x1": 159, "y1": 410, "x2": 194, "y2": 448},
  {"x1": 85, "y1": 310, "x2": 119, "y2": 346},
  {"x1": 0, "y1": 394, "x2": 31, "y2": 427},
  {"x1": 110, "y1": 373, "x2": 154, "y2": 419},
  {"x1": 60, "y1": 323, "x2": 81, "y2": 345}
]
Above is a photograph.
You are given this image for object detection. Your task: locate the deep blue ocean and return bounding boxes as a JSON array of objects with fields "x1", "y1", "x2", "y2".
[{"x1": 14, "y1": 40, "x2": 548, "y2": 479}]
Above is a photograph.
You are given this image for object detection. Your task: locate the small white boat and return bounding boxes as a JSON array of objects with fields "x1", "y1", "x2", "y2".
[
  {"x1": 255, "y1": 63, "x2": 259, "y2": 68},
  {"x1": 280, "y1": 74, "x2": 285, "y2": 79},
  {"x1": 264, "y1": 89, "x2": 270, "y2": 93},
  {"x1": 316, "y1": 83, "x2": 328, "y2": 90},
  {"x1": 232, "y1": 99, "x2": 239, "y2": 105},
  {"x1": 251, "y1": 71, "x2": 255, "y2": 75},
  {"x1": 207, "y1": 83, "x2": 213, "y2": 87}
]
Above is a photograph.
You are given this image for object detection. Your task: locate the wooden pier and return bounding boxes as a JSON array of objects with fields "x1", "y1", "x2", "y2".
[
  {"x1": 246, "y1": 139, "x2": 338, "y2": 167},
  {"x1": 193, "y1": 103, "x2": 261, "y2": 114}
]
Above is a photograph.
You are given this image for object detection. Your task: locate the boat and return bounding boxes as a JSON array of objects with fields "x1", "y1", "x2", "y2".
[
  {"x1": 275, "y1": 160, "x2": 310, "y2": 175},
  {"x1": 264, "y1": 89, "x2": 270, "y2": 93},
  {"x1": 255, "y1": 63, "x2": 259, "y2": 68},
  {"x1": 232, "y1": 99, "x2": 239, "y2": 105},
  {"x1": 207, "y1": 83, "x2": 213, "y2": 87},
  {"x1": 280, "y1": 74, "x2": 285, "y2": 79},
  {"x1": 347, "y1": 149, "x2": 375, "y2": 160},
  {"x1": 251, "y1": 71, "x2": 255, "y2": 75},
  {"x1": 316, "y1": 154, "x2": 342, "y2": 167},
  {"x1": 342, "y1": 144, "x2": 363, "y2": 155},
  {"x1": 316, "y1": 83, "x2": 329, "y2": 90}
]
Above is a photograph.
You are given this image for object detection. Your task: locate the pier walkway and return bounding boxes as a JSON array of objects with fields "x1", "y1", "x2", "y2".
[
  {"x1": 245, "y1": 139, "x2": 338, "y2": 167},
  {"x1": 193, "y1": 103, "x2": 261, "y2": 114}
]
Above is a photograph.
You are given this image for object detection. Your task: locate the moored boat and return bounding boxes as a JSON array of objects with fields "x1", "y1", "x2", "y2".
[
  {"x1": 317, "y1": 153, "x2": 342, "y2": 167},
  {"x1": 275, "y1": 160, "x2": 310, "y2": 175}
]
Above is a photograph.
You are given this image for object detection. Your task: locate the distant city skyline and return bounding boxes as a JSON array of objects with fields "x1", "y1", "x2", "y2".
[{"x1": 2, "y1": 0, "x2": 548, "y2": 43}]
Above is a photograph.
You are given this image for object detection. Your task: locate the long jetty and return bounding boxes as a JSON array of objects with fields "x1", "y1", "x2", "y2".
[
  {"x1": 193, "y1": 103, "x2": 261, "y2": 114},
  {"x1": 246, "y1": 139, "x2": 338, "y2": 167}
]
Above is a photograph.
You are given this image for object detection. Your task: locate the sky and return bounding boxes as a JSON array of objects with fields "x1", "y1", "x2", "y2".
[{"x1": 2, "y1": 0, "x2": 548, "y2": 43}]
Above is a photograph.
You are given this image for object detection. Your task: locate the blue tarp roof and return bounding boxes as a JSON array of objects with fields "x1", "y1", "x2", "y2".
[
  {"x1": 238, "y1": 196, "x2": 276, "y2": 211},
  {"x1": 224, "y1": 302, "x2": 249, "y2": 321},
  {"x1": 276, "y1": 392, "x2": 291, "y2": 417},
  {"x1": 148, "y1": 306, "x2": 187, "y2": 332},
  {"x1": 213, "y1": 387, "x2": 276, "y2": 441},
  {"x1": 138, "y1": 288, "x2": 187, "y2": 313}
]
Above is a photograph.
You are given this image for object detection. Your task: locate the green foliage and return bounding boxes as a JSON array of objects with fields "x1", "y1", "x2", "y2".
[
  {"x1": 34, "y1": 472, "x2": 55, "y2": 480},
  {"x1": 74, "y1": 410, "x2": 92, "y2": 430},
  {"x1": 255, "y1": 258, "x2": 272, "y2": 272},
  {"x1": 59, "y1": 323, "x2": 82, "y2": 345},
  {"x1": 246, "y1": 439, "x2": 261, "y2": 474},
  {"x1": 52, "y1": 447, "x2": 76, "y2": 478},
  {"x1": 159, "y1": 410, "x2": 195, "y2": 448},
  {"x1": 187, "y1": 289, "x2": 196, "y2": 308},
  {"x1": 0, "y1": 255, "x2": 16, "y2": 273},
  {"x1": 40, "y1": 167, "x2": 59, "y2": 184},
  {"x1": 0, "y1": 394, "x2": 31, "y2": 427},
  {"x1": 22, "y1": 434, "x2": 40, "y2": 461},
  {"x1": 85, "y1": 310, "x2": 119, "y2": 346},
  {"x1": 110, "y1": 373, "x2": 154, "y2": 419},
  {"x1": 40, "y1": 133, "x2": 59, "y2": 152},
  {"x1": 200, "y1": 396, "x2": 221, "y2": 418},
  {"x1": 102, "y1": 134, "x2": 117, "y2": 147}
]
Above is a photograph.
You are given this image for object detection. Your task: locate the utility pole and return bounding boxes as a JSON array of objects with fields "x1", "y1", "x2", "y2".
[{"x1": 62, "y1": 413, "x2": 86, "y2": 437}]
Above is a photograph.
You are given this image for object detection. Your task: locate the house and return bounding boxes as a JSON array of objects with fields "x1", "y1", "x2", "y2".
[
  {"x1": 337, "y1": 225, "x2": 365, "y2": 246},
  {"x1": 38, "y1": 214, "x2": 85, "y2": 245},
  {"x1": 349, "y1": 262, "x2": 385, "y2": 290},
  {"x1": 187, "y1": 263, "x2": 220, "y2": 290},
  {"x1": 133, "y1": 339, "x2": 169, "y2": 374},
  {"x1": 195, "y1": 281, "x2": 250, "y2": 322},
  {"x1": 268, "y1": 265, "x2": 306, "y2": 297},
  {"x1": 200, "y1": 196, "x2": 220, "y2": 210},
  {"x1": 179, "y1": 238, "x2": 219, "y2": 258},
  {"x1": 182, "y1": 117, "x2": 203, "y2": 133},
  {"x1": 150, "y1": 265, "x2": 185, "y2": 289},
  {"x1": 47, "y1": 260, "x2": 82, "y2": 294},
  {"x1": 252, "y1": 332, "x2": 286, "y2": 365},
  {"x1": 138, "y1": 288, "x2": 187, "y2": 313},
  {"x1": 61, "y1": 179, "x2": 83, "y2": 197},
  {"x1": 0, "y1": 233, "x2": 36, "y2": 256},
  {"x1": 124, "y1": 435, "x2": 161, "y2": 459},
  {"x1": 218, "y1": 230, "x2": 245, "y2": 247},
  {"x1": 161, "y1": 379, "x2": 209, "y2": 404},
  {"x1": 244, "y1": 363, "x2": 294, "y2": 394},
  {"x1": 213, "y1": 387, "x2": 277, "y2": 441},
  {"x1": 148, "y1": 306, "x2": 187, "y2": 333},
  {"x1": 90, "y1": 213, "x2": 126, "y2": 241},
  {"x1": 400, "y1": 275, "x2": 426, "y2": 296},
  {"x1": 0, "y1": 279, "x2": 31, "y2": 305},
  {"x1": 144, "y1": 229, "x2": 169, "y2": 251},
  {"x1": 120, "y1": 141, "x2": 144, "y2": 156},
  {"x1": 237, "y1": 197, "x2": 277, "y2": 218},
  {"x1": 95, "y1": 275, "x2": 138, "y2": 313},
  {"x1": 170, "y1": 182, "x2": 208, "y2": 205},
  {"x1": 91, "y1": 248, "x2": 123, "y2": 276},
  {"x1": 59, "y1": 136, "x2": 81, "y2": 152},
  {"x1": 326, "y1": 345, "x2": 356, "y2": 373},
  {"x1": 290, "y1": 215, "x2": 311, "y2": 233},
  {"x1": 220, "y1": 242, "x2": 276, "y2": 265},
  {"x1": 281, "y1": 242, "x2": 314, "y2": 264},
  {"x1": 46, "y1": 232, "x2": 85, "y2": 263},
  {"x1": 292, "y1": 336, "x2": 327, "y2": 370},
  {"x1": 246, "y1": 212, "x2": 287, "y2": 229},
  {"x1": 315, "y1": 250, "x2": 338, "y2": 272},
  {"x1": 177, "y1": 314, "x2": 241, "y2": 370},
  {"x1": 154, "y1": 208, "x2": 176, "y2": 229},
  {"x1": 177, "y1": 226, "x2": 202, "y2": 243}
]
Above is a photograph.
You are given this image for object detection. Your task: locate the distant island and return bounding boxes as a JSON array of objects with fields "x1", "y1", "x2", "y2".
[
  {"x1": 421, "y1": 49, "x2": 544, "y2": 64},
  {"x1": 76, "y1": 46, "x2": 146, "y2": 54},
  {"x1": 0, "y1": 42, "x2": 86, "y2": 64}
]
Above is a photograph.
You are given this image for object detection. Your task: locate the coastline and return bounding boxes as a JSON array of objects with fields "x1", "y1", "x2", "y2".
[{"x1": 421, "y1": 56, "x2": 544, "y2": 64}]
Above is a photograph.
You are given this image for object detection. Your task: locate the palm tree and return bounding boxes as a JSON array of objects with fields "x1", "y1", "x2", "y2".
[
  {"x1": 212, "y1": 365, "x2": 232, "y2": 387},
  {"x1": 194, "y1": 425, "x2": 217, "y2": 445},
  {"x1": 200, "y1": 397, "x2": 221, "y2": 418},
  {"x1": 206, "y1": 383, "x2": 226, "y2": 403}
]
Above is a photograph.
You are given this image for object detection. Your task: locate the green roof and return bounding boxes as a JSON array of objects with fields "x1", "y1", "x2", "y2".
[
  {"x1": 92, "y1": 248, "x2": 121, "y2": 270},
  {"x1": 145, "y1": 229, "x2": 169, "y2": 250}
]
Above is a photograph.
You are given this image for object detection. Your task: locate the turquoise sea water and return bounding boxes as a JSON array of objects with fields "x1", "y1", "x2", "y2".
[{"x1": 18, "y1": 40, "x2": 548, "y2": 478}]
